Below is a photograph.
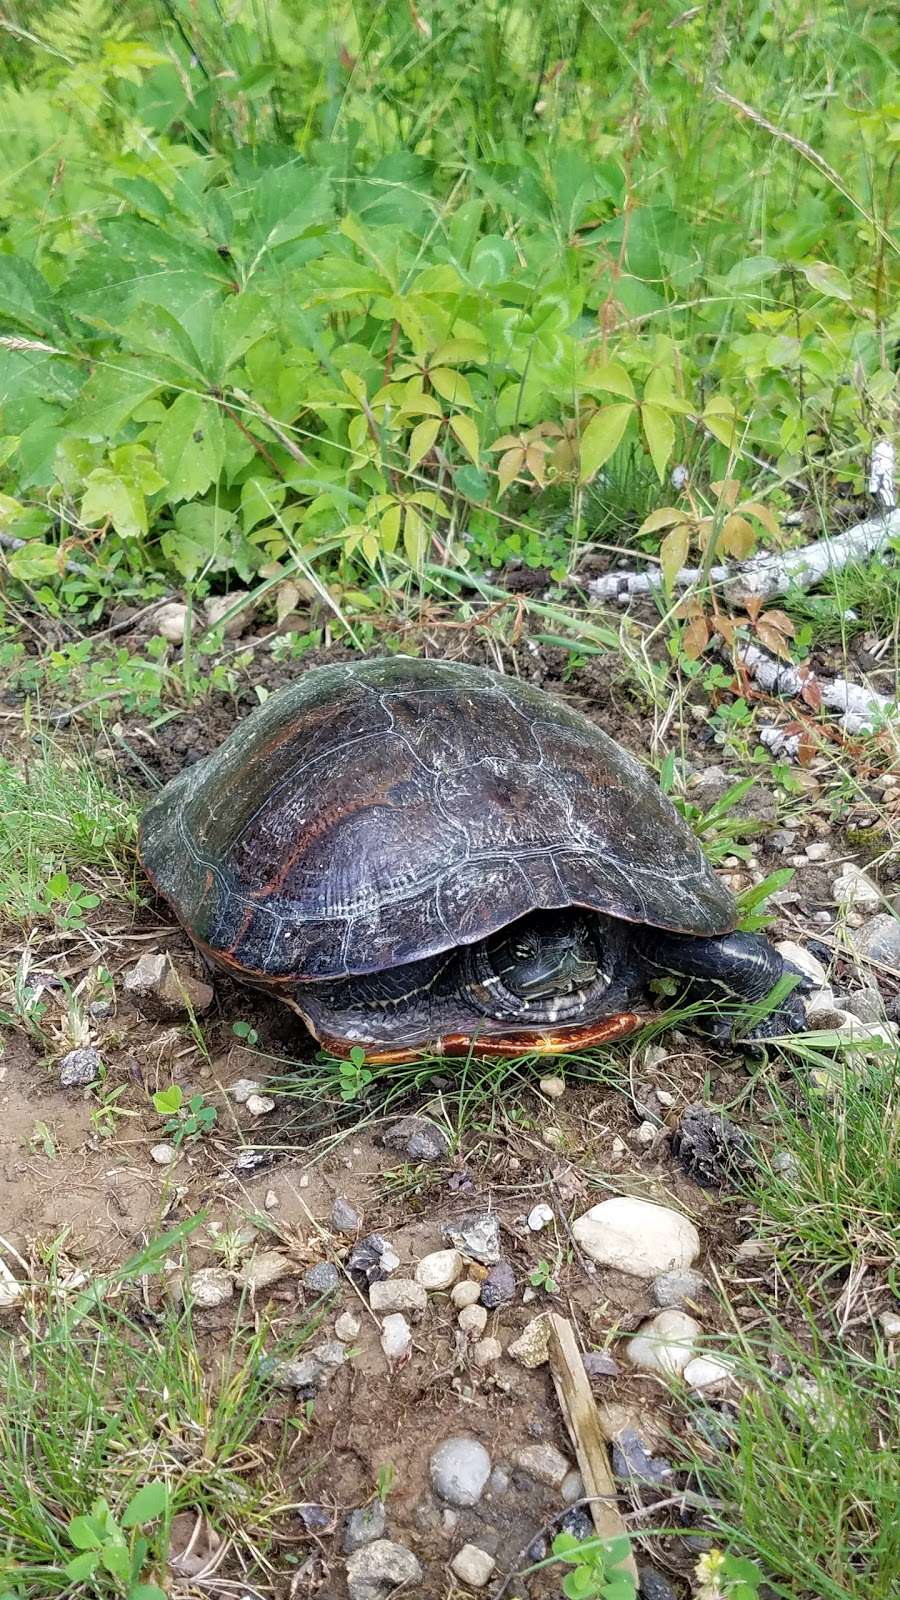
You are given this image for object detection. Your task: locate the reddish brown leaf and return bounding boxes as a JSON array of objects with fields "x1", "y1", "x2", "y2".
[
  {"x1": 755, "y1": 620, "x2": 794, "y2": 659},
  {"x1": 683, "y1": 613, "x2": 710, "y2": 660},
  {"x1": 763, "y1": 608, "x2": 796, "y2": 636},
  {"x1": 744, "y1": 594, "x2": 763, "y2": 623}
]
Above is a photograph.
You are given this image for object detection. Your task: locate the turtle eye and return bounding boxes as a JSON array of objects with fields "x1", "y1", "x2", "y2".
[{"x1": 513, "y1": 940, "x2": 535, "y2": 960}]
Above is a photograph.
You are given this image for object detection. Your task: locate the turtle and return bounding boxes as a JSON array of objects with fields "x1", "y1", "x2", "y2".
[{"x1": 139, "y1": 655, "x2": 808, "y2": 1061}]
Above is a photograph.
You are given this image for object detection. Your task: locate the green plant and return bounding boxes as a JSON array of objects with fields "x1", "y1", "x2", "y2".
[
  {"x1": 152, "y1": 1084, "x2": 217, "y2": 1144},
  {"x1": 529, "y1": 1258, "x2": 559, "y2": 1295},
  {"x1": 337, "y1": 1046, "x2": 374, "y2": 1103},
  {"x1": 549, "y1": 1531, "x2": 637, "y2": 1600},
  {"x1": 63, "y1": 1483, "x2": 169, "y2": 1599},
  {"x1": 375, "y1": 1464, "x2": 396, "y2": 1503},
  {"x1": 694, "y1": 1549, "x2": 765, "y2": 1600},
  {"x1": 232, "y1": 1019, "x2": 259, "y2": 1047}
]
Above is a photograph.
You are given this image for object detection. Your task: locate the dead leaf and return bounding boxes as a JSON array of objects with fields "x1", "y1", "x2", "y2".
[
  {"x1": 683, "y1": 612, "x2": 710, "y2": 659},
  {"x1": 659, "y1": 523, "x2": 691, "y2": 589},
  {"x1": 755, "y1": 620, "x2": 794, "y2": 659},
  {"x1": 721, "y1": 514, "x2": 756, "y2": 559}
]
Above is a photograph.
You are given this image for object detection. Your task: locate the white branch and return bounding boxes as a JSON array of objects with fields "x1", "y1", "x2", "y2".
[
  {"x1": 588, "y1": 504, "x2": 900, "y2": 605},
  {"x1": 735, "y1": 640, "x2": 899, "y2": 737}
]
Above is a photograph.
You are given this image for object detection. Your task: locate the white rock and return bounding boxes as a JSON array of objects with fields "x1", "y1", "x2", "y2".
[
  {"x1": 611, "y1": 1137, "x2": 627, "y2": 1157},
  {"x1": 634, "y1": 1120, "x2": 657, "y2": 1146},
  {"x1": 150, "y1": 1142, "x2": 177, "y2": 1166},
  {"x1": 852, "y1": 913, "x2": 900, "y2": 966},
  {"x1": 833, "y1": 865, "x2": 881, "y2": 909},
  {"x1": 264, "y1": 1189, "x2": 278, "y2": 1210},
  {"x1": 228, "y1": 1078, "x2": 263, "y2": 1103},
  {"x1": 561, "y1": 1468, "x2": 586, "y2": 1504},
  {"x1": 450, "y1": 1543, "x2": 496, "y2": 1588},
  {"x1": 527, "y1": 1203, "x2": 554, "y2": 1232},
  {"x1": 154, "y1": 601, "x2": 189, "y2": 643},
  {"x1": 539, "y1": 1075, "x2": 566, "y2": 1098},
  {"x1": 380, "y1": 1313, "x2": 412, "y2": 1360},
  {"x1": 572, "y1": 1198, "x2": 700, "y2": 1280},
  {"x1": 369, "y1": 1279, "x2": 427, "y2": 1317},
  {"x1": 878, "y1": 1311, "x2": 900, "y2": 1338},
  {"x1": 335, "y1": 1311, "x2": 361, "y2": 1341},
  {"x1": 0, "y1": 1258, "x2": 22, "y2": 1307},
  {"x1": 235, "y1": 1249, "x2": 293, "y2": 1291},
  {"x1": 804, "y1": 841, "x2": 831, "y2": 860},
  {"x1": 806, "y1": 987, "x2": 839, "y2": 1025},
  {"x1": 655, "y1": 1089, "x2": 675, "y2": 1108},
  {"x1": 683, "y1": 1354, "x2": 735, "y2": 1391},
  {"x1": 472, "y1": 1336, "x2": 502, "y2": 1368},
  {"x1": 346, "y1": 1540, "x2": 422, "y2": 1600},
  {"x1": 776, "y1": 941, "x2": 828, "y2": 988},
  {"x1": 246, "y1": 1094, "x2": 275, "y2": 1116},
  {"x1": 625, "y1": 1310, "x2": 701, "y2": 1377},
  {"x1": 205, "y1": 590, "x2": 252, "y2": 638},
  {"x1": 507, "y1": 1317, "x2": 550, "y2": 1368},
  {"x1": 188, "y1": 1267, "x2": 234, "y2": 1308},
  {"x1": 451, "y1": 1280, "x2": 482, "y2": 1310},
  {"x1": 458, "y1": 1303, "x2": 488, "y2": 1338},
  {"x1": 430, "y1": 1436, "x2": 492, "y2": 1506},
  {"x1": 415, "y1": 1249, "x2": 463, "y2": 1291}
]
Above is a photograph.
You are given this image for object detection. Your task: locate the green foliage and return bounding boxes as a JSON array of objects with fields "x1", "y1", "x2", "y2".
[
  {"x1": 549, "y1": 1532, "x2": 637, "y2": 1600},
  {"x1": 0, "y1": 2, "x2": 895, "y2": 613},
  {"x1": 338, "y1": 1045, "x2": 374, "y2": 1101},
  {"x1": 153, "y1": 1083, "x2": 217, "y2": 1143},
  {"x1": 63, "y1": 1484, "x2": 169, "y2": 1598}
]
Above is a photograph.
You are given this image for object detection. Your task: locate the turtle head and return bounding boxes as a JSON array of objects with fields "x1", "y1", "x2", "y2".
[{"x1": 488, "y1": 911, "x2": 599, "y2": 1001}]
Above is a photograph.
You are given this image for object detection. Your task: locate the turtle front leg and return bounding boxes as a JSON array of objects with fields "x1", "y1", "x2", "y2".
[{"x1": 632, "y1": 929, "x2": 810, "y2": 1044}]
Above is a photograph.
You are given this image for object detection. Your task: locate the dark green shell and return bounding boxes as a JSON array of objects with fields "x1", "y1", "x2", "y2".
[{"x1": 139, "y1": 656, "x2": 736, "y2": 982}]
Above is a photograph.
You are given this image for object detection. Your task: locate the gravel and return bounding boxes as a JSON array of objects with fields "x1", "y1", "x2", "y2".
[
  {"x1": 381, "y1": 1115, "x2": 449, "y2": 1161},
  {"x1": 380, "y1": 1313, "x2": 412, "y2": 1361},
  {"x1": 572, "y1": 1197, "x2": 700, "y2": 1279},
  {"x1": 369, "y1": 1279, "x2": 427, "y2": 1317},
  {"x1": 415, "y1": 1249, "x2": 463, "y2": 1291},
  {"x1": 303, "y1": 1261, "x2": 341, "y2": 1294},
  {"x1": 513, "y1": 1442, "x2": 571, "y2": 1488},
  {"x1": 625, "y1": 1310, "x2": 701, "y2": 1377},
  {"x1": 331, "y1": 1196, "x2": 361, "y2": 1233},
  {"x1": 652, "y1": 1269, "x2": 705, "y2": 1308},
  {"x1": 450, "y1": 1544, "x2": 496, "y2": 1588},
  {"x1": 342, "y1": 1502, "x2": 387, "y2": 1553}
]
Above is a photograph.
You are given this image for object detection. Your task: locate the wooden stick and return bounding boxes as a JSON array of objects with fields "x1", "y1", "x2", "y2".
[{"x1": 547, "y1": 1312, "x2": 639, "y2": 1582}]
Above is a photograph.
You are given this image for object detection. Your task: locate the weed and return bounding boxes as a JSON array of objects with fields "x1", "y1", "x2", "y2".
[
  {"x1": 152, "y1": 1084, "x2": 217, "y2": 1145},
  {"x1": 338, "y1": 1046, "x2": 374, "y2": 1103},
  {"x1": 529, "y1": 1258, "x2": 560, "y2": 1295}
]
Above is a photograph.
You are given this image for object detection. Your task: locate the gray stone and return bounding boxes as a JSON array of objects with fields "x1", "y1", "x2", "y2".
[
  {"x1": 415, "y1": 1249, "x2": 463, "y2": 1291},
  {"x1": 842, "y1": 987, "x2": 885, "y2": 1025},
  {"x1": 123, "y1": 952, "x2": 213, "y2": 1016},
  {"x1": 452, "y1": 1280, "x2": 482, "y2": 1309},
  {"x1": 612, "y1": 1426, "x2": 672, "y2": 1486},
  {"x1": 150, "y1": 1142, "x2": 177, "y2": 1166},
  {"x1": 559, "y1": 1507, "x2": 592, "y2": 1541},
  {"x1": 331, "y1": 1196, "x2": 361, "y2": 1233},
  {"x1": 458, "y1": 1303, "x2": 488, "y2": 1337},
  {"x1": 472, "y1": 1336, "x2": 502, "y2": 1368},
  {"x1": 345, "y1": 1539, "x2": 422, "y2": 1600},
  {"x1": 652, "y1": 1269, "x2": 705, "y2": 1308},
  {"x1": 639, "y1": 1566, "x2": 679, "y2": 1600},
  {"x1": 582, "y1": 1349, "x2": 619, "y2": 1378},
  {"x1": 853, "y1": 913, "x2": 900, "y2": 966},
  {"x1": 348, "y1": 1234, "x2": 394, "y2": 1285},
  {"x1": 304, "y1": 1261, "x2": 340, "y2": 1294},
  {"x1": 480, "y1": 1260, "x2": 516, "y2": 1308},
  {"x1": 59, "y1": 1046, "x2": 101, "y2": 1088},
  {"x1": 188, "y1": 1267, "x2": 234, "y2": 1308},
  {"x1": 561, "y1": 1468, "x2": 585, "y2": 1504},
  {"x1": 450, "y1": 1544, "x2": 495, "y2": 1588},
  {"x1": 381, "y1": 1115, "x2": 449, "y2": 1162},
  {"x1": 266, "y1": 1341, "x2": 346, "y2": 1391},
  {"x1": 369, "y1": 1279, "x2": 427, "y2": 1316},
  {"x1": 508, "y1": 1317, "x2": 550, "y2": 1368},
  {"x1": 626, "y1": 1311, "x2": 701, "y2": 1377},
  {"x1": 487, "y1": 1466, "x2": 510, "y2": 1496},
  {"x1": 297, "y1": 1503, "x2": 332, "y2": 1532},
  {"x1": 442, "y1": 1212, "x2": 501, "y2": 1265},
  {"x1": 513, "y1": 1442, "x2": 570, "y2": 1488},
  {"x1": 430, "y1": 1436, "x2": 492, "y2": 1507}
]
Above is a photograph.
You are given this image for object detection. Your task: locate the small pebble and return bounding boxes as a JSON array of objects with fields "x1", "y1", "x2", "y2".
[
  {"x1": 879, "y1": 1311, "x2": 900, "y2": 1338},
  {"x1": 559, "y1": 1506, "x2": 592, "y2": 1541},
  {"x1": 452, "y1": 1280, "x2": 483, "y2": 1310},
  {"x1": 246, "y1": 1093, "x2": 275, "y2": 1116},
  {"x1": 380, "y1": 1313, "x2": 412, "y2": 1361},
  {"x1": 776, "y1": 940, "x2": 828, "y2": 987},
  {"x1": 527, "y1": 1203, "x2": 554, "y2": 1232},
  {"x1": 683, "y1": 1354, "x2": 735, "y2": 1392},
  {"x1": 639, "y1": 1566, "x2": 679, "y2": 1600},
  {"x1": 430, "y1": 1436, "x2": 492, "y2": 1507},
  {"x1": 833, "y1": 865, "x2": 881, "y2": 909},
  {"x1": 611, "y1": 1136, "x2": 627, "y2": 1157},
  {"x1": 237, "y1": 1249, "x2": 293, "y2": 1291},
  {"x1": 154, "y1": 601, "x2": 189, "y2": 642},
  {"x1": 304, "y1": 1262, "x2": 341, "y2": 1295},
  {"x1": 561, "y1": 1468, "x2": 585, "y2": 1504},
  {"x1": 335, "y1": 1311, "x2": 361, "y2": 1341},
  {"x1": 652, "y1": 1269, "x2": 705, "y2": 1308},
  {"x1": 450, "y1": 1544, "x2": 496, "y2": 1588},
  {"x1": 296, "y1": 1502, "x2": 332, "y2": 1532},
  {"x1": 342, "y1": 1501, "x2": 386, "y2": 1553},
  {"x1": 634, "y1": 1120, "x2": 657, "y2": 1146},
  {"x1": 150, "y1": 1142, "x2": 176, "y2": 1166},
  {"x1": 625, "y1": 1310, "x2": 701, "y2": 1377},
  {"x1": 369, "y1": 1279, "x2": 427, "y2": 1317},
  {"x1": 442, "y1": 1212, "x2": 500, "y2": 1265},
  {"x1": 514, "y1": 1442, "x2": 570, "y2": 1488},
  {"x1": 228, "y1": 1078, "x2": 262, "y2": 1103},
  {"x1": 345, "y1": 1540, "x2": 422, "y2": 1600},
  {"x1": 58, "y1": 1046, "x2": 101, "y2": 1089},
  {"x1": 472, "y1": 1336, "x2": 502, "y2": 1368},
  {"x1": 507, "y1": 1317, "x2": 550, "y2": 1369},
  {"x1": 539, "y1": 1075, "x2": 565, "y2": 1098},
  {"x1": 804, "y1": 841, "x2": 831, "y2": 861},
  {"x1": 612, "y1": 1426, "x2": 672, "y2": 1486},
  {"x1": 480, "y1": 1260, "x2": 516, "y2": 1308},
  {"x1": 458, "y1": 1303, "x2": 488, "y2": 1338},
  {"x1": 415, "y1": 1249, "x2": 463, "y2": 1291},
  {"x1": 264, "y1": 1189, "x2": 278, "y2": 1210},
  {"x1": 582, "y1": 1349, "x2": 619, "y2": 1378},
  {"x1": 331, "y1": 1196, "x2": 362, "y2": 1234},
  {"x1": 188, "y1": 1267, "x2": 234, "y2": 1308}
]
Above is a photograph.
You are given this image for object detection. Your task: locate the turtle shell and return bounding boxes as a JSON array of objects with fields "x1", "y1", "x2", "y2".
[{"x1": 139, "y1": 655, "x2": 736, "y2": 983}]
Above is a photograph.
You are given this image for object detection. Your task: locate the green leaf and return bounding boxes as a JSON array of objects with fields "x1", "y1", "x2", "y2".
[
  {"x1": 588, "y1": 361, "x2": 635, "y2": 400},
  {"x1": 659, "y1": 523, "x2": 690, "y2": 589},
  {"x1": 409, "y1": 416, "x2": 441, "y2": 470},
  {"x1": 80, "y1": 469, "x2": 147, "y2": 539},
  {"x1": 122, "y1": 1481, "x2": 169, "y2": 1527},
  {"x1": 155, "y1": 394, "x2": 225, "y2": 502},
  {"x1": 100, "y1": 1540, "x2": 132, "y2": 1581},
  {"x1": 67, "y1": 1516, "x2": 103, "y2": 1551},
  {"x1": 153, "y1": 1085, "x2": 182, "y2": 1115},
  {"x1": 469, "y1": 235, "x2": 517, "y2": 286},
  {"x1": 65, "y1": 366, "x2": 162, "y2": 440},
  {"x1": 429, "y1": 368, "x2": 474, "y2": 407},
  {"x1": 64, "y1": 1552, "x2": 100, "y2": 1580},
  {"x1": 449, "y1": 413, "x2": 480, "y2": 464},
  {"x1": 579, "y1": 403, "x2": 632, "y2": 481},
  {"x1": 130, "y1": 1587, "x2": 169, "y2": 1600},
  {"x1": 641, "y1": 402, "x2": 676, "y2": 481},
  {"x1": 454, "y1": 464, "x2": 489, "y2": 500},
  {"x1": 8, "y1": 541, "x2": 60, "y2": 581},
  {"x1": 799, "y1": 260, "x2": 853, "y2": 302}
]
